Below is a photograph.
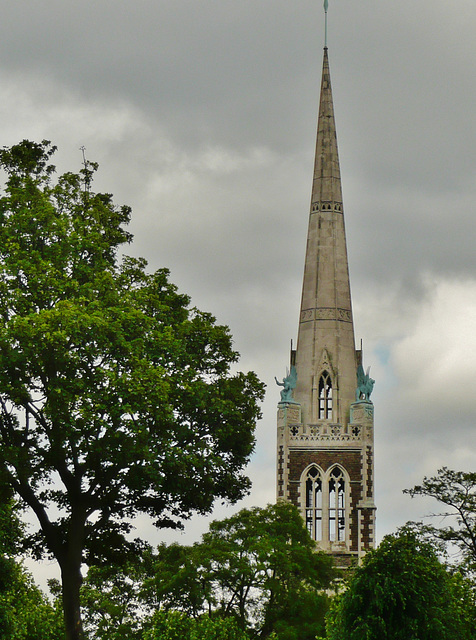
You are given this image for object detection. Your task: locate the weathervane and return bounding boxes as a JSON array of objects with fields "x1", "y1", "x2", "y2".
[{"x1": 324, "y1": 0, "x2": 329, "y2": 47}]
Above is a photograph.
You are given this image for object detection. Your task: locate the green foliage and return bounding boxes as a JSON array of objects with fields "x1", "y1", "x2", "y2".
[
  {"x1": 0, "y1": 557, "x2": 64, "y2": 639},
  {"x1": 0, "y1": 484, "x2": 24, "y2": 557},
  {"x1": 143, "y1": 610, "x2": 251, "y2": 640},
  {"x1": 0, "y1": 140, "x2": 264, "y2": 639},
  {"x1": 405, "y1": 467, "x2": 476, "y2": 576},
  {"x1": 76, "y1": 503, "x2": 333, "y2": 639},
  {"x1": 326, "y1": 529, "x2": 476, "y2": 640},
  {"x1": 143, "y1": 502, "x2": 334, "y2": 640},
  {"x1": 0, "y1": 484, "x2": 63, "y2": 639},
  {"x1": 269, "y1": 589, "x2": 329, "y2": 640},
  {"x1": 144, "y1": 542, "x2": 209, "y2": 618},
  {"x1": 81, "y1": 559, "x2": 149, "y2": 640}
]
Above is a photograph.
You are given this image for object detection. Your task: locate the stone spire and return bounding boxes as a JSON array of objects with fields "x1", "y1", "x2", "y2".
[
  {"x1": 277, "y1": 44, "x2": 375, "y2": 564},
  {"x1": 293, "y1": 47, "x2": 357, "y2": 426}
]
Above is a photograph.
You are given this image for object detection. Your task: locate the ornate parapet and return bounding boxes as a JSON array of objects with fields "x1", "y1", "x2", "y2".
[
  {"x1": 279, "y1": 400, "x2": 374, "y2": 446},
  {"x1": 287, "y1": 421, "x2": 364, "y2": 443}
]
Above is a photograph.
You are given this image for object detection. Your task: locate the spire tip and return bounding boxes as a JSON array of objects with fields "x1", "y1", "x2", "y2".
[{"x1": 324, "y1": 0, "x2": 329, "y2": 48}]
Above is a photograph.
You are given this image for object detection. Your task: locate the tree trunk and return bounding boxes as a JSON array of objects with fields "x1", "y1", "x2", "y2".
[
  {"x1": 59, "y1": 505, "x2": 87, "y2": 640},
  {"x1": 61, "y1": 556, "x2": 85, "y2": 640}
]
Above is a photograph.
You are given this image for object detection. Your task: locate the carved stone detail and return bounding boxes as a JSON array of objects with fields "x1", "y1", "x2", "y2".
[
  {"x1": 316, "y1": 308, "x2": 336, "y2": 320},
  {"x1": 300, "y1": 309, "x2": 314, "y2": 322},
  {"x1": 287, "y1": 407, "x2": 301, "y2": 422},
  {"x1": 288, "y1": 422, "x2": 363, "y2": 443},
  {"x1": 300, "y1": 307, "x2": 352, "y2": 323},
  {"x1": 350, "y1": 402, "x2": 374, "y2": 424},
  {"x1": 338, "y1": 308, "x2": 352, "y2": 322}
]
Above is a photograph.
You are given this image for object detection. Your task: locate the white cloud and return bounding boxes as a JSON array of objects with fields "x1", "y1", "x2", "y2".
[{"x1": 393, "y1": 276, "x2": 476, "y2": 412}]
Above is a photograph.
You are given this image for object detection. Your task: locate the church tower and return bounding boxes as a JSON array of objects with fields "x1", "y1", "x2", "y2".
[{"x1": 276, "y1": 47, "x2": 376, "y2": 567}]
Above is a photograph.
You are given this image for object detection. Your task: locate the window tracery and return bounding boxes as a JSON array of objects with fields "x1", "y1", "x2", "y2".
[
  {"x1": 305, "y1": 466, "x2": 322, "y2": 541},
  {"x1": 301, "y1": 464, "x2": 348, "y2": 545},
  {"x1": 328, "y1": 466, "x2": 346, "y2": 542}
]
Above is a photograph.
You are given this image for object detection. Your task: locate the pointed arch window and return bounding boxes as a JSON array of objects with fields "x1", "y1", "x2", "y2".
[
  {"x1": 301, "y1": 465, "x2": 349, "y2": 547},
  {"x1": 305, "y1": 466, "x2": 322, "y2": 541},
  {"x1": 318, "y1": 371, "x2": 333, "y2": 420},
  {"x1": 328, "y1": 466, "x2": 346, "y2": 542}
]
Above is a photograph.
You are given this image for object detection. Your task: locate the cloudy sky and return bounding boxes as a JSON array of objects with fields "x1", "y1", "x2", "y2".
[{"x1": 2, "y1": 0, "x2": 476, "y2": 581}]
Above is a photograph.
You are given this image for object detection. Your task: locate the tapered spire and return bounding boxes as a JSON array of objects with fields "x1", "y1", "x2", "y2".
[
  {"x1": 311, "y1": 48, "x2": 343, "y2": 209},
  {"x1": 293, "y1": 47, "x2": 357, "y2": 425},
  {"x1": 277, "y1": 41, "x2": 375, "y2": 564}
]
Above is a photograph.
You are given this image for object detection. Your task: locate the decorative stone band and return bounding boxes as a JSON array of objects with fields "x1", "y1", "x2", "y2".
[
  {"x1": 300, "y1": 307, "x2": 352, "y2": 323},
  {"x1": 288, "y1": 422, "x2": 373, "y2": 442},
  {"x1": 311, "y1": 200, "x2": 343, "y2": 214}
]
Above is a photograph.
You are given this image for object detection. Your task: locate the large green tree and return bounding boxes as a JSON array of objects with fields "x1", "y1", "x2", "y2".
[
  {"x1": 0, "y1": 140, "x2": 264, "y2": 640},
  {"x1": 326, "y1": 529, "x2": 476, "y2": 640}
]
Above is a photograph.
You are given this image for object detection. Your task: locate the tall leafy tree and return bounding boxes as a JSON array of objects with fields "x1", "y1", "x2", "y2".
[
  {"x1": 326, "y1": 529, "x2": 476, "y2": 640},
  {"x1": 0, "y1": 140, "x2": 264, "y2": 640}
]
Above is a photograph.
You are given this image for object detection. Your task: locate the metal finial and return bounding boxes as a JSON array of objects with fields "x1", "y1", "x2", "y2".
[{"x1": 324, "y1": 0, "x2": 329, "y2": 47}]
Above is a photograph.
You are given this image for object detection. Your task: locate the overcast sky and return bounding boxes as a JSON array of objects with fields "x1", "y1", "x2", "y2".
[{"x1": 2, "y1": 0, "x2": 476, "y2": 583}]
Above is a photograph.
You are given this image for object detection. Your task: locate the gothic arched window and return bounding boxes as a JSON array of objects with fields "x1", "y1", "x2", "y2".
[
  {"x1": 305, "y1": 466, "x2": 322, "y2": 541},
  {"x1": 328, "y1": 466, "x2": 346, "y2": 542},
  {"x1": 318, "y1": 371, "x2": 333, "y2": 420}
]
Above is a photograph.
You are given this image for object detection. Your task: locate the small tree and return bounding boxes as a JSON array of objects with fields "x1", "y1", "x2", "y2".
[
  {"x1": 80, "y1": 559, "x2": 148, "y2": 640},
  {"x1": 0, "y1": 485, "x2": 63, "y2": 639},
  {"x1": 0, "y1": 140, "x2": 264, "y2": 640},
  {"x1": 143, "y1": 611, "x2": 251, "y2": 640},
  {"x1": 405, "y1": 467, "x2": 476, "y2": 575},
  {"x1": 144, "y1": 502, "x2": 334, "y2": 639},
  {"x1": 0, "y1": 557, "x2": 64, "y2": 640},
  {"x1": 326, "y1": 529, "x2": 476, "y2": 640}
]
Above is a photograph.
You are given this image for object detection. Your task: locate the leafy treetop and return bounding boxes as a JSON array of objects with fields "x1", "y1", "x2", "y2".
[
  {"x1": 326, "y1": 529, "x2": 476, "y2": 640},
  {"x1": 405, "y1": 467, "x2": 476, "y2": 576},
  {"x1": 0, "y1": 140, "x2": 265, "y2": 640}
]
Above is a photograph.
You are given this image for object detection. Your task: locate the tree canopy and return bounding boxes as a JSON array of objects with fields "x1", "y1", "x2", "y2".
[
  {"x1": 143, "y1": 502, "x2": 335, "y2": 639},
  {"x1": 326, "y1": 529, "x2": 476, "y2": 640},
  {"x1": 77, "y1": 503, "x2": 334, "y2": 639},
  {"x1": 0, "y1": 140, "x2": 264, "y2": 640},
  {"x1": 143, "y1": 611, "x2": 251, "y2": 640}
]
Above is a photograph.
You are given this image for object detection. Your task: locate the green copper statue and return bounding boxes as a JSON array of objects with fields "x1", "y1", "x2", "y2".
[
  {"x1": 275, "y1": 365, "x2": 298, "y2": 403},
  {"x1": 356, "y1": 364, "x2": 375, "y2": 402}
]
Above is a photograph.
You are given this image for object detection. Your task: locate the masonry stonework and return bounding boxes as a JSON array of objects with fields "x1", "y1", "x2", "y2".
[{"x1": 276, "y1": 47, "x2": 376, "y2": 566}]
